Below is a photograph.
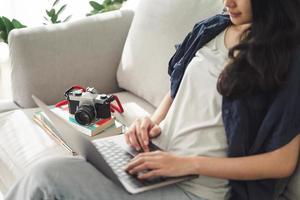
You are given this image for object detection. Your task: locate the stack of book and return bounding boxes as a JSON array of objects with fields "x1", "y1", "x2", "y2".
[{"x1": 33, "y1": 105, "x2": 124, "y2": 155}]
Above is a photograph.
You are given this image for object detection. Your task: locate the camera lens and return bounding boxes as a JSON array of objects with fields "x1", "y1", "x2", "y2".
[{"x1": 74, "y1": 104, "x2": 96, "y2": 126}]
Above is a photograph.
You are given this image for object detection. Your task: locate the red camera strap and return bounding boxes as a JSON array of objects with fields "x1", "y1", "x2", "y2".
[
  {"x1": 55, "y1": 100, "x2": 68, "y2": 107},
  {"x1": 110, "y1": 95, "x2": 124, "y2": 113}
]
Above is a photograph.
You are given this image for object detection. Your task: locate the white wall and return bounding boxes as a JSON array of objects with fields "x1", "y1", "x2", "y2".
[
  {"x1": 0, "y1": 0, "x2": 94, "y2": 27},
  {"x1": 0, "y1": 0, "x2": 139, "y2": 27},
  {"x1": 1, "y1": 0, "x2": 49, "y2": 26}
]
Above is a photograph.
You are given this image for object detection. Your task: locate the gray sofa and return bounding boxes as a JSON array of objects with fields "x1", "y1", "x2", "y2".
[{"x1": 0, "y1": 0, "x2": 299, "y2": 199}]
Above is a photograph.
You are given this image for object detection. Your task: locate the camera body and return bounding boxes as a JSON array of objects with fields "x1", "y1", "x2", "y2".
[{"x1": 66, "y1": 87, "x2": 114, "y2": 126}]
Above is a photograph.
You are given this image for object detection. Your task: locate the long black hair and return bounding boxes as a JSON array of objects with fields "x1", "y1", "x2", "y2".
[{"x1": 217, "y1": 0, "x2": 300, "y2": 98}]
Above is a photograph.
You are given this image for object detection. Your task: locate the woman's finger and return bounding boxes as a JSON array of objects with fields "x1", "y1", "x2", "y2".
[
  {"x1": 139, "y1": 118, "x2": 151, "y2": 152},
  {"x1": 126, "y1": 152, "x2": 162, "y2": 171},
  {"x1": 124, "y1": 132, "x2": 130, "y2": 145},
  {"x1": 149, "y1": 125, "x2": 161, "y2": 138},
  {"x1": 138, "y1": 169, "x2": 163, "y2": 179},
  {"x1": 129, "y1": 121, "x2": 142, "y2": 151},
  {"x1": 128, "y1": 162, "x2": 158, "y2": 174},
  {"x1": 137, "y1": 150, "x2": 162, "y2": 157},
  {"x1": 125, "y1": 124, "x2": 136, "y2": 146},
  {"x1": 126, "y1": 156, "x2": 147, "y2": 171}
]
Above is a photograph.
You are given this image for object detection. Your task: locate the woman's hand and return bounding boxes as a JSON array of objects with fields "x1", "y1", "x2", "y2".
[
  {"x1": 125, "y1": 117, "x2": 161, "y2": 152},
  {"x1": 125, "y1": 151, "x2": 195, "y2": 179}
]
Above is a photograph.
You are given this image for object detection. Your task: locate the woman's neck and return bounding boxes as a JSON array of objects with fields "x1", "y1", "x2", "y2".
[{"x1": 225, "y1": 23, "x2": 251, "y2": 49}]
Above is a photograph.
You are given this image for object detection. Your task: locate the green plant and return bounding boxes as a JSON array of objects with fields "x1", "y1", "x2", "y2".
[
  {"x1": 87, "y1": 0, "x2": 127, "y2": 16},
  {"x1": 0, "y1": 17, "x2": 26, "y2": 43},
  {"x1": 44, "y1": 0, "x2": 72, "y2": 24}
]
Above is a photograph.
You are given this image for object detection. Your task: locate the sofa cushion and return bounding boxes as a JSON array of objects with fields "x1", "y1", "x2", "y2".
[
  {"x1": 117, "y1": 0, "x2": 224, "y2": 107},
  {"x1": 9, "y1": 10, "x2": 134, "y2": 108},
  {"x1": 0, "y1": 100, "x2": 19, "y2": 113},
  {"x1": 112, "y1": 91, "x2": 155, "y2": 126}
]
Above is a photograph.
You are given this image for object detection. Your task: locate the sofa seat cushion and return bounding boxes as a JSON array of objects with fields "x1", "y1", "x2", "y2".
[
  {"x1": 0, "y1": 100, "x2": 19, "y2": 113},
  {"x1": 117, "y1": 0, "x2": 224, "y2": 107},
  {"x1": 0, "y1": 109, "x2": 69, "y2": 194},
  {"x1": 112, "y1": 91, "x2": 155, "y2": 126}
]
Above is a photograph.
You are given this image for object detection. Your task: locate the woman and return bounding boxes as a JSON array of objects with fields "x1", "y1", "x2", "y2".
[{"x1": 5, "y1": 0, "x2": 300, "y2": 199}]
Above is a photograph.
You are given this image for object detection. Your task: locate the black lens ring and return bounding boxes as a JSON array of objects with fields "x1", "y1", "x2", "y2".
[{"x1": 75, "y1": 104, "x2": 96, "y2": 125}]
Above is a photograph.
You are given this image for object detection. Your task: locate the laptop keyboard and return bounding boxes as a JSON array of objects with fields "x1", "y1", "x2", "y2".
[{"x1": 94, "y1": 140, "x2": 166, "y2": 188}]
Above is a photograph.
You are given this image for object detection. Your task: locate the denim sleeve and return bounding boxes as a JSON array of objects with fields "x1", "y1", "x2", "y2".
[
  {"x1": 167, "y1": 22, "x2": 203, "y2": 98},
  {"x1": 167, "y1": 31, "x2": 192, "y2": 99},
  {"x1": 167, "y1": 15, "x2": 231, "y2": 99},
  {"x1": 168, "y1": 31, "x2": 192, "y2": 76}
]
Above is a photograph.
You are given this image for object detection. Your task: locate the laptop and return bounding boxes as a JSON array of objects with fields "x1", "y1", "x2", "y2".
[{"x1": 32, "y1": 95, "x2": 197, "y2": 194}]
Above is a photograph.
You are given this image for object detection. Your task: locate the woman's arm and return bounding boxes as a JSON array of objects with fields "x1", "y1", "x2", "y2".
[
  {"x1": 191, "y1": 134, "x2": 300, "y2": 180},
  {"x1": 150, "y1": 91, "x2": 173, "y2": 124},
  {"x1": 125, "y1": 91, "x2": 173, "y2": 151},
  {"x1": 126, "y1": 135, "x2": 300, "y2": 180}
]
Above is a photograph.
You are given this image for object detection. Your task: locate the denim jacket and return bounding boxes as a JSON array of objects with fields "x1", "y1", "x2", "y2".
[{"x1": 168, "y1": 14, "x2": 300, "y2": 200}]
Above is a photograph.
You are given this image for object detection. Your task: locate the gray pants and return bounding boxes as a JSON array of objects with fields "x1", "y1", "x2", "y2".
[{"x1": 5, "y1": 157, "x2": 203, "y2": 200}]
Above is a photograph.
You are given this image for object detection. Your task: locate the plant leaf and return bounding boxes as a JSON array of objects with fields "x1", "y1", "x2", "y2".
[
  {"x1": 46, "y1": 10, "x2": 51, "y2": 17},
  {"x1": 63, "y1": 15, "x2": 72, "y2": 22},
  {"x1": 114, "y1": 0, "x2": 126, "y2": 3},
  {"x1": 12, "y1": 19, "x2": 26, "y2": 28},
  {"x1": 49, "y1": 9, "x2": 56, "y2": 18},
  {"x1": 1, "y1": 17, "x2": 14, "y2": 43},
  {"x1": 2, "y1": 17, "x2": 14, "y2": 35},
  {"x1": 112, "y1": 3, "x2": 122, "y2": 10},
  {"x1": 52, "y1": 0, "x2": 60, "y2": 7},
  {"x1": 57, "y1": 4, "x2": 67, "y2": 16},
  {"x1": 92, "y1": 9, "x2": 100, "y2": 14},
  {"x1": 51, "y1": 15, "x2": 58, "y2": 23},
  {"x1": 0, "y1": 17, "x2": 5, "y2": 31},
  {"x1": 102, "y1": 2, "x2": 122, "y2": 12},
  {"x1": 103, "y1": 0, "x2": 112, "y2": 6},
  {"x1": 89, "y1": 1, "x2": 104, "y2": 10},
  {"x1": 0, "y1": 31, "x2": 8, "y2": 43}
]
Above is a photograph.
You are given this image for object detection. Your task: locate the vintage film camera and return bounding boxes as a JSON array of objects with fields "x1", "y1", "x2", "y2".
[{"x1": 64, "y1": 86, "x2": 117, "y2": 126}]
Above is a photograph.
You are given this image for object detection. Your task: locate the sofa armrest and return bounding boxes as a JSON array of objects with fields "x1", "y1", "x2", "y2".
[
  {"x1": 0, "y1": 100, "x2": 19, "y2": 113},
  {"x1": 9, "y1": 10, "x2": 134, "y2": 108}
]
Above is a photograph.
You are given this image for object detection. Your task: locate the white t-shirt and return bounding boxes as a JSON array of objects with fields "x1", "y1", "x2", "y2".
[{"x1": 153, "y1": 29, "x2": 230, "y2": 200}]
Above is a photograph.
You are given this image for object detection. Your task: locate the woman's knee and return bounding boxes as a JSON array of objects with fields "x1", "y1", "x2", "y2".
[
  {"x1": 29, "y1": 157, "x2": 88, "y2": 199},
  {"x1": 29, "y1": 156, "x2": 77, "y2": 181},
  {"x1": 5, "y1": 157, "x2": 78, "y2": 200}
]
